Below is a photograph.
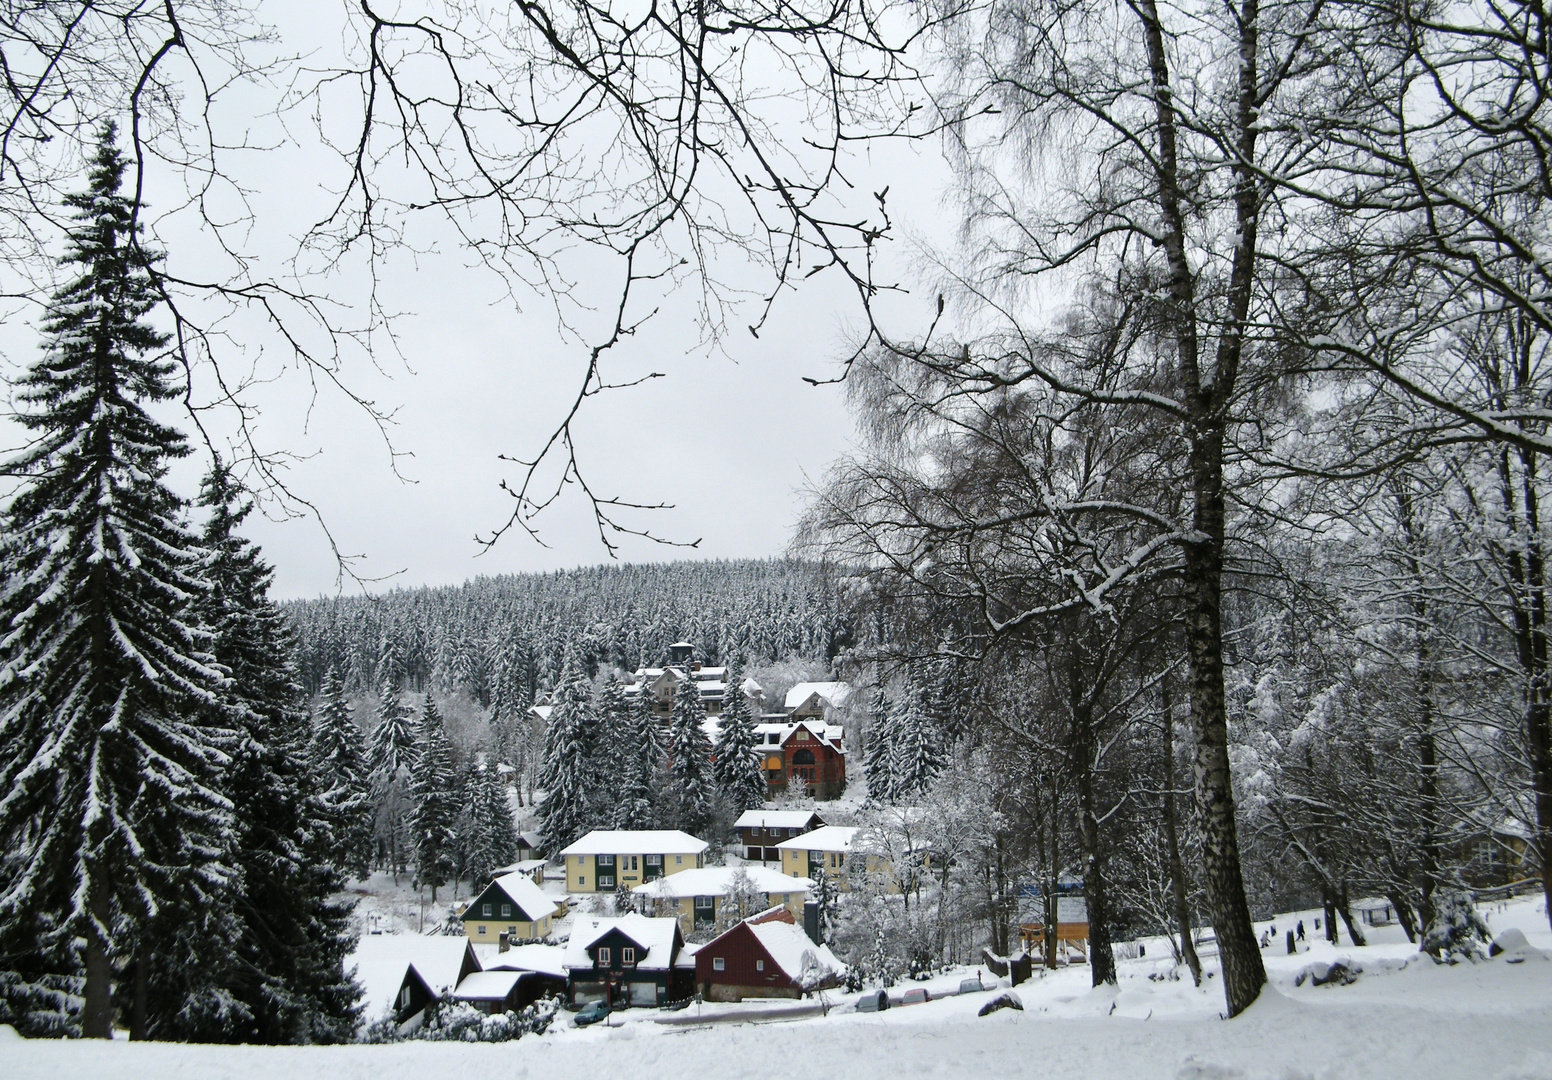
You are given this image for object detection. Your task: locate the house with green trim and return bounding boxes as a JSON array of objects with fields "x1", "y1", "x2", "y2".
[
  {"x1": 557, "y1": 829, "x2": 709, "y2": 892},
  {"x1": 562, "y1": 914, "x2": 696, "y2": 1008},
  {"x1": 460, "y1": 870, "x2": 560, "y2": 944}
]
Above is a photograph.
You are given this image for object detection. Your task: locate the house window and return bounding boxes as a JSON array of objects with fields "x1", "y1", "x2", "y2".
[
  {"x1": 478, "y1": 925, "x2": 487, "y2": 935},
  {"x1": 501, "y1": 904, "x2": 511, "y2": 917},
  {"x1": 675, "y1": 856, "x2": 683, "y2": 864},
  {"x1": 597, "y1": 947, "x2": 611, "y2": 967},
  {"x1": 577, "y1": 876, "x2": 585, "y2": 886},
  {"x1": 622, "y1": 947, "x2": 636, "y2": 967},
  {"x1": 713, "y1": 957, "x2": 725, "y2": 971},
  {"x1": 509, "y1": 926, "x2": 517, "y2": 935},
  {"x1": 598, "y1": 854, "x2": 615, "y2": 867},
  {"x1": 756, "y1": 960, "x2": 764, "y2": 972},
  {"x1": 482, "y1": 903, "x2": 492, "y2": 916},
  {"x1": 398, "y1": 986, "x2": 410, "y2": 1008},
  {"x1": 646, "y1": 854, "x2": 662, "y2": 867},
  {"x1": 695, "y1": 896, "x2": 715, "y2": 911},
  {"x1": 598, "y1": 874, "x2": 616, "y2": 889},
  {"x1": 629, "y1": 855, "x2": 639, "y2": 870}
]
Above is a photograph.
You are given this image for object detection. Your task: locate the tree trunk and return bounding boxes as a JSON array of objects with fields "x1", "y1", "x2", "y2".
[
  {"x1": 1162, "y1": 682, "x2": 1203, "y2": 985},
  {"x1": 1335, "y1": 883, "x2": 1366, "y2": 947},
  {"x1": 1387, "y1": 890, "x2": 1418, "y2": 943},
  {"x1": 1071, "y1": 700, "x2": 1116, "y2": 986},
  {"x1": 129, "y1": 949, "x2": 148, "y2": 1041},
  {"x1": 1323, "y1": 895, "x2": 1338, "y2": 944},
  {"x1": 82, "y1": 886, "x2": 113, "y2": 1039}
]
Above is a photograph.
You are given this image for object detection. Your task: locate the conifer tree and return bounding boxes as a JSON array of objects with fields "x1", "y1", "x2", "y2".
[
  {"x1": 865, "y1": 687, "x2": 895, "y2": 803},
  {"x1": 462, "y1": 758, "x2": 519, "y2": 886},
  {"x1": 668, "y1": 674, "x2": 715, "y2": 836},
  {"x1": 149, "y1": 461, "x2": 361, "y2": 1043},
  {"x1": 410, "y1": 694, "x2": 458, "y2": 902},
  {"x1": 591, "y1": 675, "x2": 631, "y2": 813},
  {"x1": 537, "y1": 657, "x2": 596, "y2": 850},
  {"x1": 713, "y1": 659, "x2": 767, "y2": 810},
  {"x1": 0, "y1": 125, "x2": 232, "y2": 1039},
  {"x1": 309, "y1": 668, "x2": 374, "y2": 879},
  {"x1": 889, "y1": 668, "x2": 943, "y2": 801},
  {"x1": 369, "y1": 682, "x2": 417, "y2": 877}
]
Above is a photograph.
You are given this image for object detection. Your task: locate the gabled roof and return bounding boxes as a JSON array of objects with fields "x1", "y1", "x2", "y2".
[
  {"x1": 747, "y1": 920, "x2": 846, "y2": 982},
  {"x1": 632, "y1": 865, "x2": 812, "y2": 899},
  {"x1": 492, "y1": 858, "x2": 546, "y2": 876},
  {"x1": 563, "y1": 915, "x2": 682, "y2": 971},
  {"x1": 734, "y1": 809, "x2": 824, "y2": 830},
  {"x1": 469, "y1": 871, "x2": 558, "y2": 923},
  {"x1": 452, "y1": 970, "x2": 528, "y2": 1001},
  {"x1": 774, "y1": 825, "x2": 859, "y2": 853},
  {"x1": 784, "y1": 681, "x2": 853, "y2": 711},
  {"x1": 349, "y1": 934, "x2": 479, "y2": 1018},
  {"x1": 558, "y1": 829, "x2": 709, "y2": 857},
  {"x1": 752, "y1": 718, "x2": 845, "y2": 749}
]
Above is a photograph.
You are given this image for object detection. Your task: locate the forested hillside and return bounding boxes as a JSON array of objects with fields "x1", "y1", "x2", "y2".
[{"x1": 284, "y1": 559, "x2": 852, "y2": 708}]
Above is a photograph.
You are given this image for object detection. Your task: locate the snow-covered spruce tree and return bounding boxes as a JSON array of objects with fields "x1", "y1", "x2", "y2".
[
  {"x1": 864, "y1": 687, "x2": 895, "y2": 803},
  {"x1": 889, "y1": 668, "x2": 944, "y2": 801},
  {"x1": 146, "y1": 460, "x2": 361, "y2": 1043},
  {"x1": 591, "y1": 675, "x2": 631, "y2": 817},
  {"x1": 369, "y1": 680, "x2": 417, "y2": 877},
  {"x1": 713, "y1": 658, "x2": 766, "y2": 811},
  {"x1": 537, "y1": 658, "x2": 597, "y2": 851},
  {"x1": 667, "y1": 674, "x2": 715, "y2": 836},
  {"x1": 461, "y1": 757, "x2": 519, "y2": 886},
  {"x1": 612, "y1": 681, "x2": 659, "y2": 830},
  {"x1": 0, "y1": 125, "x2": 231, "y2": 1040},
  {"x1": 309, "y1": 667, "x2": 374, "y2": 880},
  {"x1": 410, "y1": 694, "x2": 459, "y2": 902}
]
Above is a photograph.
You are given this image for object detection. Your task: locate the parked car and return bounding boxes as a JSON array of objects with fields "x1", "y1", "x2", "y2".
[
  {"x1": 855, "y1": 989, "x2": 890, "y2": 1012},
  {"x1": 573, "y1": 1001, "x2": 611, "y2": 1026},
  {"x1": 901, "y1": 987, "x2": 931, "y2": 1006},
  {"x1": 958, "y1": 977, "x2": 987, "y2": 995}
]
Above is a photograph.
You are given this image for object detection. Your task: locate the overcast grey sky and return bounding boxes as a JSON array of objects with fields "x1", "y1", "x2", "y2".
[{"x1": 0, "y1": 3, "x2": 960, "y2": 600}]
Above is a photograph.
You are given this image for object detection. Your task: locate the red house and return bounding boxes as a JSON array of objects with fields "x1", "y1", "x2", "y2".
[
  {"x1": 753, "y1": 719, "x2": 847, "y2": 799},
  {"x1": 694, "y1": 908, "x2": 846, "y2": 1002}
]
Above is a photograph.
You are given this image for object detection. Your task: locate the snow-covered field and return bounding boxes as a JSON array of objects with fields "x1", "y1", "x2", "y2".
[{"x1": 5, "y1": 897, "x2": 1550, "y2": 1080}]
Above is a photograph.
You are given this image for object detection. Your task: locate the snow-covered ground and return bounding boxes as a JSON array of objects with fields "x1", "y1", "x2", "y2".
[{"x1": 5, "y1": 897, "x2": 1550, "y2": 1079}]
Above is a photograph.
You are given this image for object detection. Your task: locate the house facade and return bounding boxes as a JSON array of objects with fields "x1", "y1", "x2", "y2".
[
  {"x1": 563, "y1": 914, "x2": 696, "y2": 1008},
  {"x1": 624, "y1": 643, "x2": 732, "y2": 717},
  {"x1": 389, "y1": 938, "x2": 483, "y2": 1030},
  {"x1": 558, "y1": 829, "x2": 709, "y2": 893},
  {"x1": 735, "y1": 809, "x2": 825, "y2": 862},
  {"x1": 754, "y1": 719, "x2": 847, "y2": 799},
  {"x1": 461, "y1": 870, "x2": 559, "y2": 944},
  {"x1": 775, "y1": 826, "x2": 896, "y2": 892},
  {"x1": 694, "y1": 907, "x2": 846, "y2": 1002},
  {"x1": 633, "y1": 865, "x2": 812, "y2": 933}
]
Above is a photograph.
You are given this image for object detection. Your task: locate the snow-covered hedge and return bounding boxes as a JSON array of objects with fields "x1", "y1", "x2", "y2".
[{"x1": 362, "y1": 997, "x2": 558, "y2": 1044}]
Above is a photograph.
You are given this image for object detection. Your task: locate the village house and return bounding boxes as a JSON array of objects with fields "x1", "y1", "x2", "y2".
[
  {"x1": 633, "y1": 865, "x2": 813, "y2": 933},
  {"x1": 514, "y1": 831, "x2": 546, "y2": 862},
  {"x1": 491, "y1": 857, "x2": 546, "y2": 885},
  {"x1": 624, "y1": 642, "x2": 733, "y2": 717},
  {"x1": 558, "y1": 829, "x2": 709, "y2": 892},
  {"x1": 694, "y1": 906, "x2": 846, "y2": 1002},
  {"x1": 775, "y1": 825, "x2": 898, "y2": 891},
  {"x1": 563, "y1": 914, "x2": 697, "y2": 1008},
  {"x1": 784, "y1": 681, "x2": 853, "y2": 720},
  {"x1": 386, "y1": 937, "x2": 482, "y2": 1031},
  {"x1": 754, "y1": 719, "x2": 847, "y2": 799},
  {"x1": 448, "y1": 969, "x2": 563, "y2": 1016},
  {"x1": 735, "y1": 808, "x2": 825, "y2": 862},
  {"x1": 460, "y1": 870, "x2": 559, "y2": 944}
]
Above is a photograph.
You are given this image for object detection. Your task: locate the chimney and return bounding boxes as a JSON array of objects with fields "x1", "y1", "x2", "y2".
[
  {"x1": 498, "y1": 932, "x2": 510, "y2": 953},
  {"x1": 803, "y1": 900, "x2": 821, "y2": 945}
]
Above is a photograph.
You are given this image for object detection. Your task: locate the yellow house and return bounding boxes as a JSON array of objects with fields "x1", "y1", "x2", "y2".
[
  {"x1": 461, "y1": 871, "x2": 559, "y2": 944},
  {"x1": 633, "y1": 865, "x2": 812, "y2": 934},
  {"x1": 776, "y1": 825, "x2": 898, "y2": 892},
  {"x1": 558, "y1": 830, "x2": 709, "y2": 893}
]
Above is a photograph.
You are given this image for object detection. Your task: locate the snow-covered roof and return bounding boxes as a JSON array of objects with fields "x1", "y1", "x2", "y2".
[
  {"x1": 473, "y1": 942, "x2": 568, "y2": 979},
  {"x1": 563, "y1": 915, "x2": 681, "y2": 971},
  {"x1": 752, "y1": 718, "x2": 845, "y2": 749},
  {"x1": 348, "y1": 935, "x2": 475, "y2": 1018},
  {"x1": 530, "y1": 704, "x2": 553, "y2": 721},
  {"x1": 632, "y1": 865, "x2": 811, "y2": 899},
  {"x1": 784, "y1": 681, "x2": 853, "y2": 711},
  {"x1": 488, "y1": 871, "x2": 559, "y2": 921},
  {"x1": 493, "y1": 859, "x2": 546, "y2": 875},
  {"x1": 452, "y1": 970, "x2": 527, "y2": 1001},
  {"x1": 774, "y1": 825, "x2": 858, "y2": 853},
  {"x1": 518, "y1": 831, "x2": 544, "y2": 848},
  {"x1": 747, "y1": 920, "x2": 846, "y2": 982},
  {"x1": 734, "y1": 809, "x2": 823, "y2": 830},
  {"x1": 742, "y1": 676, "x2": 764, "y2": 696},
  {"x1": 675, "y1": 942, "x2": 701, "y2": 969},
  {"x1": 558, "y1": 829, "x2": 709, "y2": 857}
]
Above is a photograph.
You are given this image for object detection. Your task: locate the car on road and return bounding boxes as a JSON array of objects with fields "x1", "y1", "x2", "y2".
[
  {"x1": 958, "y1": 977, "x2": 987, "y2": 995},
  {"x1": 901, "y1": 987, "x2": 931, "y2": 1006},
  {"x1": 573, "y1": 1000, "x2": 611, "y2": 1026},
  {"x1": 855, "y1": 989, "x2": 890, "y2": 1012}
]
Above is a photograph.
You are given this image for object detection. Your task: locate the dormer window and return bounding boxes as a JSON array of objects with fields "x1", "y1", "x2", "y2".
[
  {"x1": 597, "y1": 947, "x2": 611, "y2": 967},
  {"x1": 622, "y1": 947, "x2": 636, "y2": 967}
]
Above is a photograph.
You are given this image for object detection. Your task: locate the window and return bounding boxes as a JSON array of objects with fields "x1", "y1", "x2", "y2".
[
  {"x1": 597, "y1": 947, "x2": 611, "y2": 967},
  {"x1": 501, "y1": 904, "x2": 511, "y2": 917},
  {"x1": 622, "y1": 947, "x2": 636, "y2": 967},
  {"x1": 694, "y1": 896, "x2": 715, "y2": 910},
  {"x1": 482, "y1": 903, "x2": 492, "y2": 916},
  {"x1": 478, "y1": 926, "x2": 487, "y2": 935},
  {"x1": 675, "y1": 855, "x2": 683, "y2": 864},
  {"x1": 598, "y1": 874, "x2": 616, "y2": 889},
  {"x1": 756, "y1": 960, "x2": 764, "y2": 972},
  {"x1": 645, "y1": 854, "x2": 662, "y2": 867},
  {"x1": 398, "y1": 986, "x2": 410, "y2": 1008},
  {"x1": 597, "y1": 854, "x2": 615, "y2": 867},
  {"x1": 509, "y1": 926, "x2": 517, "y2": 935},
  {"x1": 630, "y1": 855, "x2": 639, "y2": 870},
  {"x1": 712, "y1": 957, "x2": 725, "y2": 971},
  {"x1": 577, "y1": 876, "x2": 585, "y2": 886}
]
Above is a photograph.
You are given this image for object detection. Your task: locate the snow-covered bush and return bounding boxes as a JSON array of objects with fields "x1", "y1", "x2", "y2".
[
  {"x1": 361, "y1": 996, "x2": 559, "y2": 1043},
  {"x1": 1420, "y1": 892, "x2": 1491, "y2": 963}
]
